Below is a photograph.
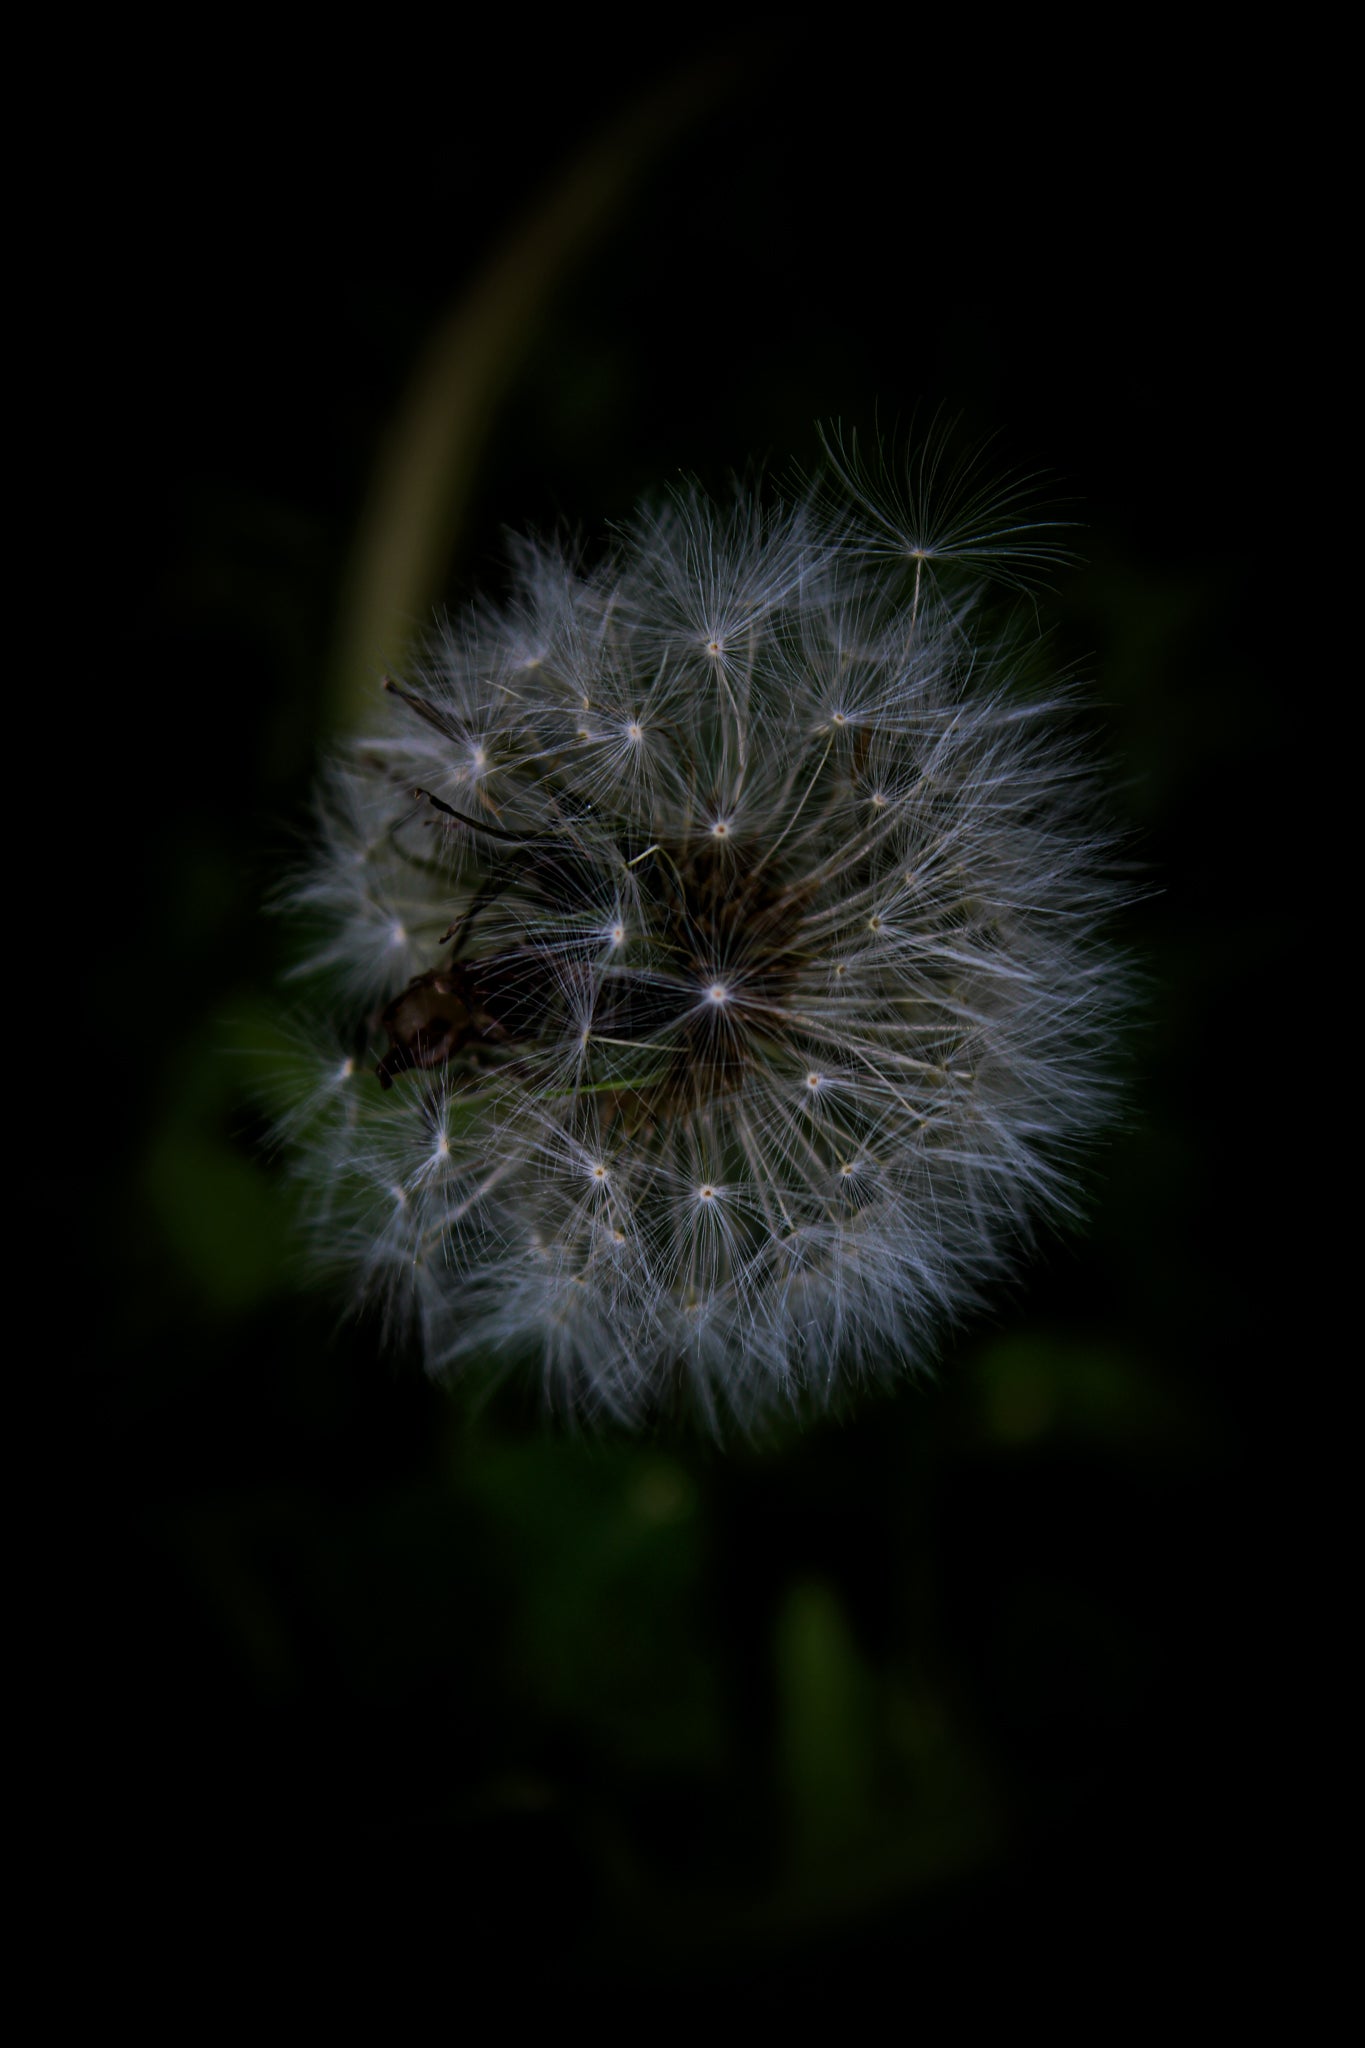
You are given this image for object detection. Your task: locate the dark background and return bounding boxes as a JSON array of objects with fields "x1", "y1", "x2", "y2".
[{"x1": 75, "y1": 31, "x2": 1297, "y2": 1997}]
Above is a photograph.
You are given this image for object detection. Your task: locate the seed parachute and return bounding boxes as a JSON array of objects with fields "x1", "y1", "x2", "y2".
[{"x1": 276, "y1": 442, "x2": 1126, "y2": 1432}]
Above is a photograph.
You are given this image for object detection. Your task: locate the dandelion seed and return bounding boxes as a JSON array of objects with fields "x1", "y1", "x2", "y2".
[{"x1": 274, "y1": 437, "x2": 1129, "y2": 1432}]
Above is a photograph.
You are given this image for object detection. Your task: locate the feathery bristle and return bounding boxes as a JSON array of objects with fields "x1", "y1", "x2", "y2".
[{"x1": 275, "y1": 447, "x2": 1126, "y2": 1433}]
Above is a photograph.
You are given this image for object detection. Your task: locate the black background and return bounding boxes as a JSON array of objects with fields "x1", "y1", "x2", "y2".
[{"x1": 71, "y1": 26, "x2": 1304, "y2": 2004}]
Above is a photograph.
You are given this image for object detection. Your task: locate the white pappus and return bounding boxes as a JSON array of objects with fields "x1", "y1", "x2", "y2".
[{"x1": 277, "y1": 439, "x2": 1128, "y2": 1433}]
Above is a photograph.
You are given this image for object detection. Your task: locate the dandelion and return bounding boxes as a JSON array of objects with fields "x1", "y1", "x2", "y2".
[{"x1": 277, "y1": 438, "x2": 1127, "y2": 1432}]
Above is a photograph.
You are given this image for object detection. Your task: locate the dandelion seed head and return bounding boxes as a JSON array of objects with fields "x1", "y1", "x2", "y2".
[{"x1": 275, "y1": 440, "x2": 1128, "y2": 1433}]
